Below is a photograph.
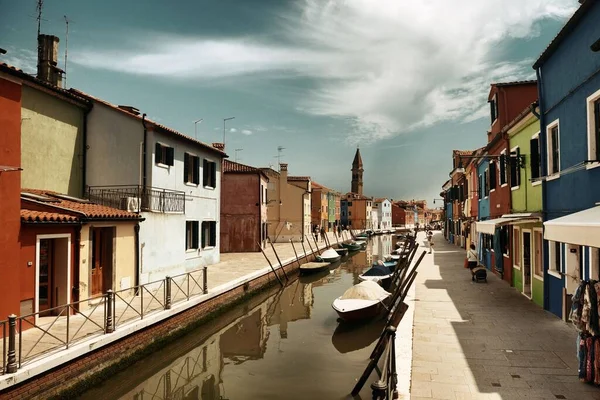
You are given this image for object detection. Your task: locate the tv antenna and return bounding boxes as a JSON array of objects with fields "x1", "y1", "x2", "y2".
[
  {"x1": 35, "y1": 0, "x2": 45, "y2": 73},
  {"x1": 63, "y1": 15, "x2": 75, "y2": 87},
  {"x1": 276, "y1": 146, "x2": 285, "y2": 167}
]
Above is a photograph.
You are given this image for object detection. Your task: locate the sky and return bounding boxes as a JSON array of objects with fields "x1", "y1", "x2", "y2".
[{"x1": 0, "y1": 0, "x2": 578, "y2": 206}]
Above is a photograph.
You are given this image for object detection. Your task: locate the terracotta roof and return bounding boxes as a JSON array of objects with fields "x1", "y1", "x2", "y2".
[
  {"x1": 452, "y1": 150, "x2": 474, "y2": 156},
  {"x1": 288, "y1": 176, "x2": 311, "y2": 181},
  {"x1": 533, "y1": 1, "x2": 593, "y2": 69},
  {"x1": 0, "y1": 63, "x2": 90, "y2": 108},
  {"x1": 21, "y1": 189, "x2": 142, "y2": 222},
  {"x1": 223, "y1": 160, "x2": 268, "y2": 179},
  {"x1": 374, "y1": 198, "x2": 388, "y2": 203},
  {"x1": 68, "y1": 89, "x2": 227, "y2": 158},
  {"x1": 492, "y1": 80, "x2": 537, "y2": 87},
  {"x1": 21, "y1": 210, "x2": 79, "y2": 223}
]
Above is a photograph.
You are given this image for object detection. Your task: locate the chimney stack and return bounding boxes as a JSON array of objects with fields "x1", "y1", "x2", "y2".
[
  {"x1": 212, "y1": 143, "x2": 225, "y2": 151},
  {"x1": 37, "y1": 34, "x2": 64, "y2": 87}
]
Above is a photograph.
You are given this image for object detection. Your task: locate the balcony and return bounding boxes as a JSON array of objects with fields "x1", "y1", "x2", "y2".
[{"x1": 87, "y1": 185, "x2": 186, "y2": 213}]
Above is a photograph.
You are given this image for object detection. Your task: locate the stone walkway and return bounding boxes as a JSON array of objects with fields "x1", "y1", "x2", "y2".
[{"x1": 410, "y1": 233, "x2": 598, "y2": 400}]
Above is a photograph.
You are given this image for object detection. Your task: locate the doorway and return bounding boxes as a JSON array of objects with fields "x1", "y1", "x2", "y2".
[
  {"x1": 522, "y1": 231, "x2": 532, "y2": 298},
  {"x1": 91, "y1": 227, "x2": 115, "y2": 296},
  {"x1": 37, "y1": 235, "x2": 71, "y2": 317},
  {"x1": 566, "y1": 244, "x2": 583, "y2": 295}
]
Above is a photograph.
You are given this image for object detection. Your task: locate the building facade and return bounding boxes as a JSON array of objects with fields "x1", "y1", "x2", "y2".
[
  {"x1": 351, "y1": 148, "x2": 364, "y2": 196},
  {"x1": 374, "y1": 198, "x2": 392, "y2": 230}
]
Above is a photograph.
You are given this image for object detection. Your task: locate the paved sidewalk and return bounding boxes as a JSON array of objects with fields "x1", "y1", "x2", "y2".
[{"x1": 410, "y1": 233, "x2": 596, "y2": 400}]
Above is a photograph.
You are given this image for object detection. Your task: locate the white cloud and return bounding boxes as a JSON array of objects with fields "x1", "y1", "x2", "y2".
[
  {"x1": 241, "y1": 129, "x2": 253, "y2": 135},
  {"x1": 3, "y1": 47, "x2": 37, "y2": 73},
  {"x1": 72, "y1": 0, "x2": 574, "y2": 142},
  {"x1": 229, "y1": 128, "x2": 237, "y2": 133}
]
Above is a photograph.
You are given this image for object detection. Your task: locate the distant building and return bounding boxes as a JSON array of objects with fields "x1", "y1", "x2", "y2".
[
  {"x1": 351, "y1": 148, "x2": 364, "y2": 196},
  {"x1": 374, "y1": 198, "x2": 392, "y2": 230},
  {"x1": 341, "y1": 192, "x2": 373, "y2": 230}
]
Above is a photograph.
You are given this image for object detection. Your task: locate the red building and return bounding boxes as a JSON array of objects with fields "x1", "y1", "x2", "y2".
[
  {"x1": 220, "y1": 160, "x2": 269, "y2": 252},
  {"x1": 391, "y1": 201, "x2": 416, "y2": 227},
  {"x1": 481, "y1": 81, "x2": 538, "y2": 284},
  {"x1": 0, "y1": 69, "x2": 23, "y2": 319}
]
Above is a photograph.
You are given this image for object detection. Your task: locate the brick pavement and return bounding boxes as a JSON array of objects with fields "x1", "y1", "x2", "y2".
[{"x1": 410, "y1": 232, "x2": 598, "y2": 400}]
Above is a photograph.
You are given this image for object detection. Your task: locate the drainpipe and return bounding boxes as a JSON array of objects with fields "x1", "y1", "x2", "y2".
[
  {"x1": 73, "y1": 225, "x2": 82, "y2": 308},
  {"x1": 134, "y1": 223, "x2": 140, "y2": 288},
  {"x1": 302, "y1": 190, "x2": 310, "y2": 242},
  {"x1": 142, "y1": 113, "x2": 148, "y2": 188},
  {"x1": 536, "y1": 67, "x2": 549, "y2": 311},
  {"x1": 81, "y1": 108, "x2": 90, "y2": 197}
]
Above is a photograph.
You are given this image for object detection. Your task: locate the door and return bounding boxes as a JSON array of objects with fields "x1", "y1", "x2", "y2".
[
  {"x1": 39, "y1": 239, "x2": 54, "y2": 314},
  {"x1": 91, "y1": 228, "x2": 114, "y2": 295},
  {"x1": 522, "y1": 231, "x2": 532, "y2": 298}
]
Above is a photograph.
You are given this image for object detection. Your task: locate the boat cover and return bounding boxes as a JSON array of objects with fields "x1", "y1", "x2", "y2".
[
  {"x1": 340, "y1": 281, "x2": 390, "y2": 301},
  {"x1": 361, "y1": 265, "x2": 392, "y2": 277}
]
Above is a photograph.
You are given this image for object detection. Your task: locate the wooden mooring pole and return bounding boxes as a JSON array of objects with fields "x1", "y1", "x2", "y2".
[
  {"x1": 290, "y1": 239, "x2": 302, "y2": 268},
  {"x1": 269, "y1": 239, "x2": 289, "y2": 281},
  {"x1": 300, "y1": 240, "x2": 310, "y2": 263},
  {"x1": 312, "y1": 235, "x2": 322, "y2": 255},
  {"x1": 258, "y1": 241, "x2": 283, "y2": 287},
  {"x1": 306, "y1": 237, "x2": 316, "y2": 259}
]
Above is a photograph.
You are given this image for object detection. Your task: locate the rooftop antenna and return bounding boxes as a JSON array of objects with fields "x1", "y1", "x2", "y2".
[
  {"x1": 36, "y1": 0, "x2": 44, "y2": 73},
  {"x1": 277, "y1": 146, "x2": 285, "y2": 168},
  {"x1": 63, "y1": 15, "x2": 74, "y2": 88}
]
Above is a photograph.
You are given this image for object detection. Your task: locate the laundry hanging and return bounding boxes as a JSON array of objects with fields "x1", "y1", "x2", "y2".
[{"x1": 571, "y1": 280, "x2": 600, "y2": 385}]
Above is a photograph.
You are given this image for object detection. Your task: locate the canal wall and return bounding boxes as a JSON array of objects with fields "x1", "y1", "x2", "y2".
[{"x1": 0, "y1": 253, "x2": 309, "y2": 400}]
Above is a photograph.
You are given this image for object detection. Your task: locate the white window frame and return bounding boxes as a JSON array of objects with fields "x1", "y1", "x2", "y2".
[
  {"x1": 531, "y1": 132, "x2": 542, "y2": 187},
  {"x1": 548, "y1": 240, "x2": 562, "y2": 279},
  {"x1": 155, "y1": 141, "x2": 173, "y2": 169},
  {"x1": 510, "y1": 145, "x2": 520, "y2": 191},
  {"x1": 513, "y1": 227, "x2": 521, "y2": 270},
  {"x1": 500, "y1": 149, "x2": 508, "y2": 187},
  {"x1": 533, "y1": 228, "x2": 544, "y2": 280},
  {"x1": 184, "y1": 151, "x2": 200, "y2": 187},
  {"x1": 546, "y1": 119, "x2": 561, "y2": 180},
  {"x1": 586, "y1": 88, "x2": 600, "y2": 170}
]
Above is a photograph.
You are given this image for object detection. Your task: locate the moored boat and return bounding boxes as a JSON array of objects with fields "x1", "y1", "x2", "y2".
[
  {"x1": 332, "y1": 281, "x2": 391, "y2": 322},
  {"x1": 358, "y1": 264, "x2": 393, "y2": 285},
  {"x1": 316, "y1": 248, "x2": 342, "y2": 263},
  {"x1": 341, "y1": 241, "x2": 362, "y2": 251},
  {"x1": 334, "y1": 247, "x2": 349, "y2": 256},
  {"x1": 299, "y1": 262, "x2": 330, "y2": 275},
  {"x1": 373, "y1": 260, "x2": 398, "y2": 272}
]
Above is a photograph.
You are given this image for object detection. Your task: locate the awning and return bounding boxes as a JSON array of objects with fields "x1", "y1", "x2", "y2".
[
  {"x1": 476, "y1": 214, "x2": 540, "y2": 235},
  {"x1": 544, "y1": 206, "x2": 600, "y2": 247}
]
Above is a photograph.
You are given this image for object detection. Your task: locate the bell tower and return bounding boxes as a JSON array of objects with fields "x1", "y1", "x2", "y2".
[{"x1": 351, "y1": 147, "x2": 363, "y2": 195}]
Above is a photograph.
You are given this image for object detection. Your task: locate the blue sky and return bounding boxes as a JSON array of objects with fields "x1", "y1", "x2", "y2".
[{"x1": 0, "y1": 0, "x2": 577, "y2": 205}]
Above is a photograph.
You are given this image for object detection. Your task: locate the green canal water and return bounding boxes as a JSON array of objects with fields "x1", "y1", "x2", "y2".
[{"x1": 77, "y1": 235, "x2": 395, "y2": 400}]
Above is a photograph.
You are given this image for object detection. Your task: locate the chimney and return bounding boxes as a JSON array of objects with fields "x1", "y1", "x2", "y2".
[
  {"x1": 279, "y1": 163, "x2": 287, "y2": 209},
  {"x1": 212, "y1": 143, "x2": 225, "y2": 151},
  {"x1": 117, "y1": 105, "x2": 140, "y2": 116},
  {"x1": 37, "y1": 34, "x2": 64, "y2": 87}
]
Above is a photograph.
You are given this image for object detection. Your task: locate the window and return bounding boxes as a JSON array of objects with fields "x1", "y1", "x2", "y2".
[
  {"x1": 549, "y1": 240, "x2": 562, "y2": 276},
  {"x1": 500, "y1": 225, "x2": 509, "y2": 256},
  {"x1": 513, "y1": 227, "x2": 520, "y2": 267},
  {"x1": 490, "y1": 95, "x2": 498, "y2": 124},
  {"x1": 547, "y1": 120, "x2": 560, "y2": 176},
  {"x1": 530, "y1": 135, "x2": 541, "y2": 180},
  {"x1": 489, "y1": 161, "x2": 497, "y2": 190},
  {"x1": 201, "y1": 221, "x2": 216, "y2": 248},
  {"x1": 587, "y1": 90, "x2": 600, "y2": 163},
  {"x1": 184, "y1": 153, "x2": 200, "y2": 184},
  {"x1": 348, "y1": 201, "x2": 353, "y2": 206},
  {"x1": 349, "y1": 211, "x2": 352, "y2": 217},
  {"x1": 155, "y1": 143, "x2": 174, "y2": 166},
  {"x1": 534, "y1": 230, "x2": 543, "y2": 278},
  {"x1": 484, "y1": 168, "x2": 489, "y2": 197},
  {"x1": 510, "y1": 147, "x2": 521, "y2": 188},
  {"x1": 203, "y1": 159, "x2": 217, "y2": 188},
  {"x1": 186, "y1": 221, "x2": 199, "y2": 250},
  {"x1": 499, "y1": 150, "x2": 507, "y2": 186}
]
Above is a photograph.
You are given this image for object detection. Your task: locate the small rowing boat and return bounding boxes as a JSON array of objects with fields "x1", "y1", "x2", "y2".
[{"x1": 299, "y1": 262, "x2": 330, "y2": 275}]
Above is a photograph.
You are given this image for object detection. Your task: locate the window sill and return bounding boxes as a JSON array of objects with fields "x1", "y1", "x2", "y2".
[
  {"x1": 500, "y1": 183, "x2": 508, "y2": 188},
  {"x1": 186, "y1": 249, "x2": 199, "y2": 254},
  {"x1": 185, "y1": 182, "x2": 199, "y2": 187},
  {"x1": 514, "y1": 265, "x2": 521, "y2": 270},
  {"x1": 546, "y1": 174, "x2": 560, "y2": 181},
  {"x1": 532, "y1": 181, "x2": 542, "y2": 187},
  {"x1": 586, "y1": 161, "x2": 600, "y2": 170},
  {"x1": 490, "y1": 189, "x2": 496, "y2": 193},
  {"x1": 511, "y1": 185, "x2": 520, "y2": 191},
  {"x1": 503, "y1": 253, "x2": 509, "y2": 258},
  {"x1": 203, "y1": 186, "x2": 216, "y2": 190},
  {"x1": 548, "y1": 270, "x2": 561, "y2": 279},
  {"x1": 156, "y1": 163, "x2": 171, "y2": 169},
  {"x1": 533, "y1": 272, "x2": 544, "y2": 281},
  {"x1": 202, "y1": 246, "x2": 215, "y2": 250}
]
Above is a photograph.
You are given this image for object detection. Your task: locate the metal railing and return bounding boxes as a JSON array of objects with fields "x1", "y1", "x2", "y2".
[
  {"x1": 87, "y1": 185, "x2": 186, "y2": 213},
  {"x1": 1, "y1": 267, "x2": 208, "y2": 374}
]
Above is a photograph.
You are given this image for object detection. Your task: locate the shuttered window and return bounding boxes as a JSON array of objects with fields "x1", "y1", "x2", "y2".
[
  {"x1": 489, "y1": 161, "x2": 496, "y2": 190},
  {"x1": 530, "y1": 138, "x2": 541, "y2": 179},
  {"x1": 201, "y1": 221, "x2": 217, "y2": 248},
  {"x1": 185, "y1": 221, "x2": 199, "y2": 250},
  {"x1": 155, "y1": 143, "x2": 174, "y2": 166},
  {"x1": 499, "y1": 154, "x2": 507, "y2": 185},
  {"x1": 595, "y1": 99, "x2": 600, "y2": 160},
  {"x1": 510, "y1": 148, "x2": 521, "y2": 188},
  {"x1": 184, "y1": 153, "x2": 200, "y2": 184},
  {"x1": 548, "y1": 124, "x2": 560, "y2": 175},
  {"x1": 203, "y1": 159, "x2": 217, "y2": 188}
]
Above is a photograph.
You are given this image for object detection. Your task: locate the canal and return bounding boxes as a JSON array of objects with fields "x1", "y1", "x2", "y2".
[{"x1": 78, "y1": 234, "x2": 396, "y2": 400}]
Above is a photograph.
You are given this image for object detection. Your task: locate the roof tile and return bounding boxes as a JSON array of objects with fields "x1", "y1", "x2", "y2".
[{"x1": 21, "y1": 210, "x2": 78, "y2": 223}]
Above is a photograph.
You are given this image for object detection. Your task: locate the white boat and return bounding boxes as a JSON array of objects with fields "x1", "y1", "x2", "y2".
[
  {"x1": 332, "y1": 281, "x2": 391, "y2": 322},
  {"x1": 316, "y1": 248, "x2": 342, "y2": 263},
  {"x1": 358, "y1": 264, "x2": 393, "y2": 285},
  {"x1": 386, "y1": 254, "x2": 400, "y2": 261}
]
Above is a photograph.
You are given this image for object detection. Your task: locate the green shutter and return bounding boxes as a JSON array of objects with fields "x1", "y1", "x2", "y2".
[
  {"x1": 203, "y1": 159, "x2": 209, "y2": 186},
  {"x1": 184, "y1": 153, "x2": 190, "y2": 183},
  {"x1": 155, "y1": 143, "x2": 162, "y2": 164},
  {"x1": 166, "y1": 146, "x2": 175, "y2": 166},
  {"x1": 530, "y1": 139, "x2": 539, "y2": 179},
  {"x1": 193, "y1": 156, "x2": 200, "y2": 184},
  {"x1": 210, "y1": 222, "x2": 216, "y2": 247},
  {"x1": 200, "y1": 222, "x2": 206, "y2": 248}
]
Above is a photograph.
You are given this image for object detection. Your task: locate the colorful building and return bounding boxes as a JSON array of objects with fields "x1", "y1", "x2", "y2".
[
  {"x1": 374, "y1": 198, "x2": 392, "y2": 230},
  {"x1": 220, "y1": 160, "x2": 269, "y2": 252},
  {"x1": 341, "y1": 193, "x2": 373, "y2": 230},
  {"x1": 533, "y1": 0, "x2": 600, "y2": 319}
]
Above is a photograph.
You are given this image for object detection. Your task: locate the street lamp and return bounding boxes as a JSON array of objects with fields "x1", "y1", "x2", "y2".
[
  {"x1": 235, "y1": 148, "x2": 243, "y2": 162},
  {"x1": 193, "y1": 118, "x2": 203, "y2": 140},
  {"x1": 223, "y1": 117, "x2": 235, "y2": 148}
]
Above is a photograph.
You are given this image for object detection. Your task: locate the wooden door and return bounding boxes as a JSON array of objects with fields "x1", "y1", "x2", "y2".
[
  {"x1": 39, "y1": 239, "x2": 54, "y2": 314},
  {"x1": 91, "y1": 229, "x2": 104, "y2": 295}
]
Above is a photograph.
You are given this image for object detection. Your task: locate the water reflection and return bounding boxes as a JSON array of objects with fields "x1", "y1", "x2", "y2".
[{"x1": 80, "y1": 235, "x2": 394, "y2": 400}]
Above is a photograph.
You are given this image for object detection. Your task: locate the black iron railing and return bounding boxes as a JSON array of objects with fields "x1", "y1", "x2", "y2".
[{"x1": 87, "y1": 185, "x2": 186, "y2": 213}]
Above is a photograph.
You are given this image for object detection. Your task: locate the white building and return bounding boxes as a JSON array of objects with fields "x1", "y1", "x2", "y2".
[
  {"x1": 374, "y1": 198, "x2": 392, "y2": 230},
  {"x1": 370, "y1": 203, "x2": 379, "y2": 231},
  {"x1": 75, "y1": 90, "x2": 227, "y2": 283}
]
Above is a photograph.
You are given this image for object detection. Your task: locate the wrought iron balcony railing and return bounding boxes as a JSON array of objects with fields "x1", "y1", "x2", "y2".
[{"x1": 87, "y1": 185, "x2": 186, "y2": 214}]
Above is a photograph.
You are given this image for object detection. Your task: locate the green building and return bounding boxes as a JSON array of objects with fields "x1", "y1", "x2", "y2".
[{"x1": 507, "y1": 104, "x2": 543, "y2": 307}]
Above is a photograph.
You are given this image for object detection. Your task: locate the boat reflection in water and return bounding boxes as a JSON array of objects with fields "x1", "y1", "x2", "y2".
[{"x1": 78, "y1": 235, "x2": 395, "y2": 400}]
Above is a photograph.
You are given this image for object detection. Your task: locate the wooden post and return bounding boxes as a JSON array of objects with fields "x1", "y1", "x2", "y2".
[
  {"x1": 301, "y1": 240, "x2": 310, "y2": 263},
  {"x1": 290, "y1": 239, "x2": 302, "y2": 268},
  {"x1": 312, "y1": 235, "x2": 322, "y2": 255},
  {"x1": 258, "y1": 241, "x2": 283, "y2": 287},
  {"x1": 269, "y1": 239, "x2": 289, "y2": 281}
]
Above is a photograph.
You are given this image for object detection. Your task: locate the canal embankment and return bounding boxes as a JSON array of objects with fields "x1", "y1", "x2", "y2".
[{"x1": 0, "y1": 231, "x2": 354, "y2": 400}]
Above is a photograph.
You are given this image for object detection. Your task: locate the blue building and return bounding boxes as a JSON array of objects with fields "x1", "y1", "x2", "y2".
[
  {"x1": 340, "y1": 199, "x2": 349, "y2": 227},
  {"x1": 534, "y1": 0, "x2": 600, "y2": 319},
  {"x1": 475, "y1": 157, "x2": 493, "y2": 269}
]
